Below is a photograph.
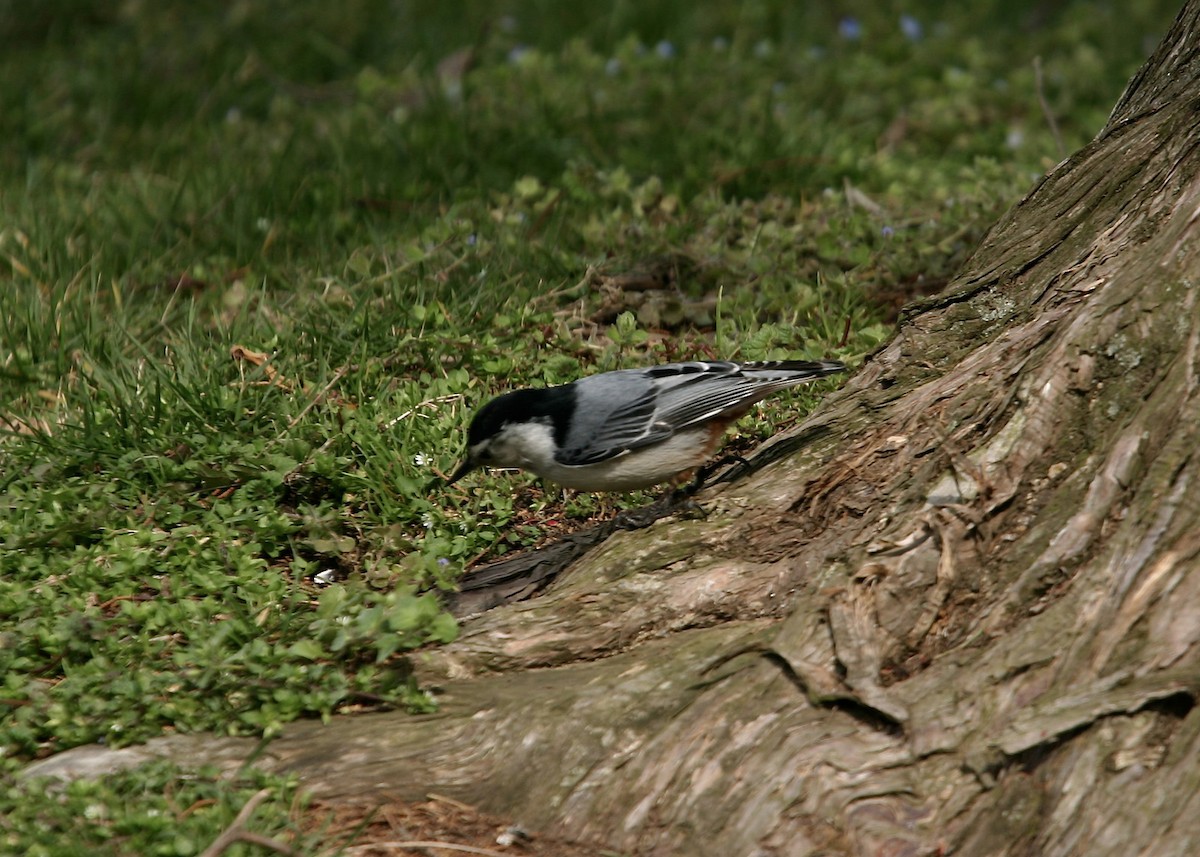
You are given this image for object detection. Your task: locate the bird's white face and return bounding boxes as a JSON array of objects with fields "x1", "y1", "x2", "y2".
[{"x1": 470, "y1": 419, "x2": 558, "y2": 472}]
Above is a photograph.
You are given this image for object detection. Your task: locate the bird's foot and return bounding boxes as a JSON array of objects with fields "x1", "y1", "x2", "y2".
[{"x1": 684, "y1": 454, "x2": 752, "y2": 495}]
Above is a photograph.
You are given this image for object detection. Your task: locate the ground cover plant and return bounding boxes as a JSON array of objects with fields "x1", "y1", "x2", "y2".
[{"x1": 0, "y1": 0, "x2": 1180, "y2": 852}]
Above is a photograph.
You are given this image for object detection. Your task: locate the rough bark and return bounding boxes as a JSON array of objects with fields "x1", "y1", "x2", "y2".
[{"x1": 27, "y1": 3, "x2": 1200, "y2": 855}]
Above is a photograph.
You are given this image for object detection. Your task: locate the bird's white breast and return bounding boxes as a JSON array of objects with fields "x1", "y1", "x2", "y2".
[{"x1": 493, "y1": 422, "x2": 713, "y2": 491}]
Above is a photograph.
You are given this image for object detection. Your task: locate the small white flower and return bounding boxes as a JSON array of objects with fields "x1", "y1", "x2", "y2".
[
  {"x1": 314, "y1": 569, "x2": 336, "y2": 586},
  {"x1": 413, "y1": 452, "x2": 430, "y2": 467},
  {"x1": 422, "y1": 512, "x2": 435, "y2": 529}
]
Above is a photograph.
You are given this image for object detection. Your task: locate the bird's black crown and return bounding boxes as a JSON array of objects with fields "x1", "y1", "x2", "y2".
[{"x1": 467, "y1": 384, "x2": 577, "y2": 448}]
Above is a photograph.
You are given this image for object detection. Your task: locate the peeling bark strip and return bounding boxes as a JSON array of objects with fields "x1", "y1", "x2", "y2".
[{"x1": 27, "y1": 3, "x2": 1200, "y2": 855}]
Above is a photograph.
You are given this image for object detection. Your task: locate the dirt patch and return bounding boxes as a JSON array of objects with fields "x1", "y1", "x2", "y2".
[{"x1": 300, "y1": 794, "x2": 617, "y2": 856}]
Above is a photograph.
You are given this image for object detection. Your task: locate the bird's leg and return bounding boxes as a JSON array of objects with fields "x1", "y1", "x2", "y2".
[
  {"x1": 658, "y1": 461, "x2": 737, "y2": 519},
  {"x1": 620, "y1": 454, "x2": 755, "y2": 528},
  {"x1": 615, "y1": 491, "x2": 681, "y2": 529},
  {"x1": 685, "y1": 454, "x2": 752, "y2": 495}
]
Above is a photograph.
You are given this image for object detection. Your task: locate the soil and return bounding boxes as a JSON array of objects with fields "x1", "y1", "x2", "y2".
[{"x1": 300, "y1": 794, "x2": 617, "y2": 856}]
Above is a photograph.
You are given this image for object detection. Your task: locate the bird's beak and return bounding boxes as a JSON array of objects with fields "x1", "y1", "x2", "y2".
[{"x1": 447, "y1": 458, "x2": 477, "y2": 485}]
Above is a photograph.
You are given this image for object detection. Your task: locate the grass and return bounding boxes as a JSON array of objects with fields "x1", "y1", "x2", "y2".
[
  {"x1": 2, "y1": 760, "x2": 315, "y2": 857},
  {"x1": 0, "y1": 0, "x2": 1180, "y2": 852}
]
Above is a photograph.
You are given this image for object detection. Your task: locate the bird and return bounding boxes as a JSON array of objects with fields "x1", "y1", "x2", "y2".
[{"x1": 448, "y1": 359, "x2": 847, "y2": 492}]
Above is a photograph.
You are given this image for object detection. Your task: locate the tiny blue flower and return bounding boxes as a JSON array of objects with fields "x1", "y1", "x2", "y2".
[
  {"x1": 655, "y1": 40, "x2": 675, "y2": 59},
  {"x1": 437, "y1": 557, "x2": 451, "y2": 567},
  {"x1": 900, "y1": 14, "x2": 923, "y2": 41},
  {"x1": 605, "y1": 57, "x2": 622, "y2": 76},
  {"x1": 838, "y1": 17, "x2": 862, "y2": 41},
  {"x1": 881, "y1": 225, "x2": 895, "y2": 238},
  {"x1": 466, "y1": 233, "x2": 477, "y2": 246}
]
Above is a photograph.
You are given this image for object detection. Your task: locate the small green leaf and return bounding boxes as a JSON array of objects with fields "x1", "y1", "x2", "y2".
[
  {"x1": 287, "y1": 640, "x2": 325, "y2": 661},
  {"x1": 514, "y1": 176, "x2": 543, "y2": 199},
  {"x1": 429, "y1": 612, "x2": 459, "y2": 644}
]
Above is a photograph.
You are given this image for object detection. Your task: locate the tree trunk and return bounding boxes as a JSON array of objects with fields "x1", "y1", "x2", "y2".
[{"x1": 28, "y1": 3, "x2": 1200, "y2": 855}]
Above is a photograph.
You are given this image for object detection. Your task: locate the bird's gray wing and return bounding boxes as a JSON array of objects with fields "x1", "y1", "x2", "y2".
[
  {"x1": 554, "y1": 361, "x2": 837, "y2": 466},
  {"x1": 644, "y1": 361, "x2": 787, "y2": 429},
  {"x1": 649, "y1": 360, "x2": 841, "y2": 429},
  {"x1": 554, "y1": 380, "x2": 671, "y2": 465},
  {"x1": 654, "y1": 376, "x2": 771, "y2": 426},
  {"x1": 554, "y1": 363, "x2": 741, "y2": 466}
]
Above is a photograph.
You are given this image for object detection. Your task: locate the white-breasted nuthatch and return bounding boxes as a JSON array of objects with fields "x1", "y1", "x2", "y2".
[{"x1": 449, "y1": 359, "x2": 847, "y2": 491}]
